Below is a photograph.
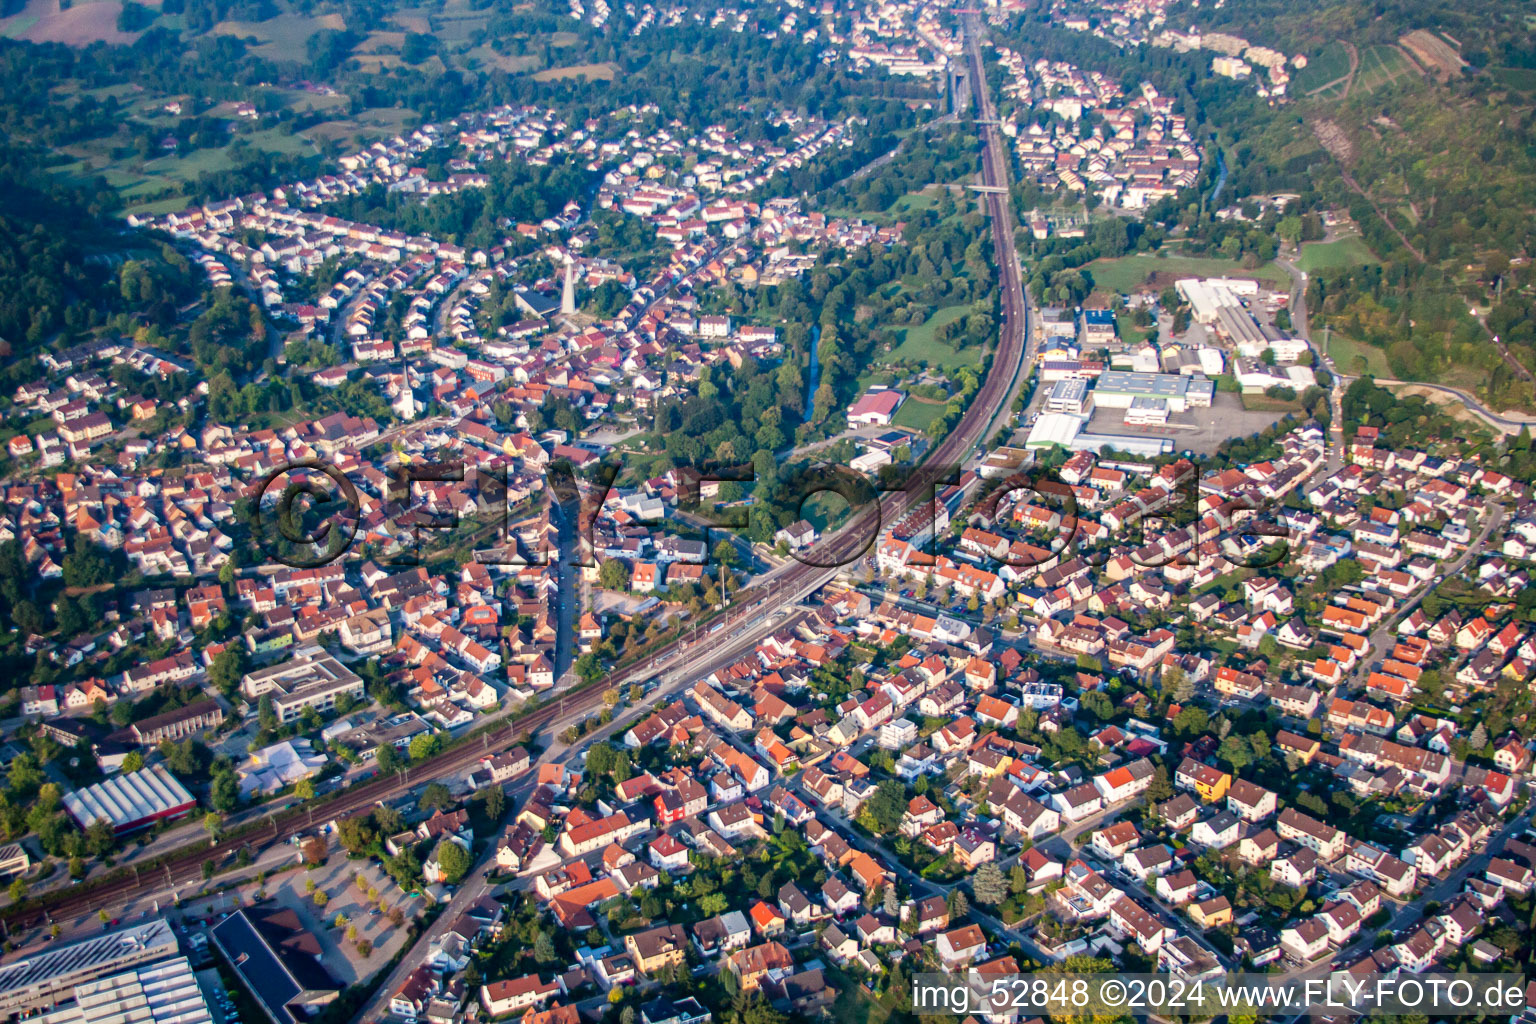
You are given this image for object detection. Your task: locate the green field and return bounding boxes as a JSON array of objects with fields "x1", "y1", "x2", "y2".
[
  {"x1": 1294, "y1": 40, "x2": 1351, "y2": 93},
  {"x1": 211, "y1": 12, "x2": 345, "y2": 57},
  {"x1": 1355, "y1": 45, "x2": 1418, "y2": 94},
  {"x1": 882, "y1": 304, "x2": 981, "y2": 371},
  {"x1": 1297, "y1": 235, "x2": 1379, "y2": 272},
  {"x1": 1116, "y1": 311, "x2": 1151, "y2": 346},
  {"x1": 801, "y1": 490, "x2": 852, "y2": 533},
  {"x1": 1493, "y1": 66, "x2": 1536, "y2": 92},
  {"x1": 825, "y1": 185, "x2": 958, "y2": 226},
  {"x1": 1324, "y1": 333, "x2": 1393, "y2": 377},
  {"x1": 1085, "y1": 253, "x2": 1288, "y2": 295},
  {"x1": 1, "y1": 14, "x2": 39, "y2": 36},
  {"x1": 888, "y1": 189, "x2": 937, "y2": 216},
  {"x1": 892, "y1": 398, "x2": 945, "y2": 432},
  {"x1": 1241, "y1": 391, "x2": 1305, "y2": 413}
]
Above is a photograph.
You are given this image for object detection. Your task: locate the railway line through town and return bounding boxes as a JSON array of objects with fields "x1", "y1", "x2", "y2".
[{"x1": 0, "y1": 16, "x2": 1033, "y2": 940}]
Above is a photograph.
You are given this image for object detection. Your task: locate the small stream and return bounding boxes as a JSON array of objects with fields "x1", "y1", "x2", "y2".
[
  {"x1": 1208, "y1": 150, "x2": 1231, "y2": 208},
  {"x1": 802, "y1": 324, "x2": 822, "y2": 420}
]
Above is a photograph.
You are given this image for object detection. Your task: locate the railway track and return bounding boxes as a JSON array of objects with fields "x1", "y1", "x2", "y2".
[{"x1": 1, "y1": 18, "x2": 1030, "y2": 933}]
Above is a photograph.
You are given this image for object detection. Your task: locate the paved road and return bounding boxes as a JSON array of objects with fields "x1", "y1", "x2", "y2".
[
  {"x1": 350, "y1": 605, "x2": 810, "y2": 1024},
  {"x1": 1275, "y1": 804, "x2": 1535, "y2": 1000},
  {"x1": 1276, "y1": 255, "x2": 1536, "y2": 437},
  {"x1": 1343, "y1": 503, "x2": 1503, "y2": 691}
]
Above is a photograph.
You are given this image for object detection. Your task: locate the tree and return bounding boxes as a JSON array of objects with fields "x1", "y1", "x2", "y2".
[
  {"x1": 338, "y1": 815, "x2": 378, "y2": 855},
  {"x1": 294, "y1": 778, "x2": 315, "y2": 800},
  {"x1": 859, "y1": 780, "x2": 907, "y2": 834},
  {"x1": 408, "y1": 733, "x2": 441, "y2": 762},
  {"x1": 211, "y1": 770, "x2": 239, "y2": 813},
  {"x1": 313, "y1": 889, "x2": 329, "y2": 908},
  {"x1": 598, "y1": 559, "x2": 631, "y2": 591},
  {"x1": 972, "y1": 863, "x2": 1007, "y2": 905},
  {"x1": 534, "y1": 930, "x2": 556, "y2": 964},
  {"x1": 1079, "y1": 691, "x2": 1113, "y2": 722},
  {"x1": 203, "y1": 812, "x2": 222, "y2": 838},
  {"x1": 1147, "y1": 764, "x2": 1173, "y2": 802},
  {"x1": 434, "y1": 840, "x2": 470, "y2": 884},
  {"x1": 258, "y1": 695, "x2": 277, "y2": 733},
  {"x1": 1166, "y1": 666, "x2": 1195, "y2": 703},
  {"x1": 86, "y1": 818, "x2": 116, "y2": 858},
  {"x1": 419, "y1": 782, "x2": 454, "y2": 812},
  {"x1": 8, "y1": 878, "x2": 26, "y2": 902},
  {"x1": 946, "y1": 888, "x2": 969, "y2": 920},
  {"x1": 481, "y1": 786, "x2": 506, "y2": 822},
  {"x1": 301, "y1": 837, "x2": 326, "y2": 866},
  {"x1": 574, "y1": 653, "x2": 604, "y2": 685},
  {"x1": 208, "y1": 647, "x2": 246, "y2": 698},
  {"x1": 713, "y1": 540, "x2": 739, "y2": 568},
  {"x1": 1219, "y1": 734, "x2": 1253, "y2": 771},
  {"x1": 120, "y1": 751, "x2": 144, "y2": 773},
  {"x1": 376, "y1": 744, "x2": 403, "y2": 775}
]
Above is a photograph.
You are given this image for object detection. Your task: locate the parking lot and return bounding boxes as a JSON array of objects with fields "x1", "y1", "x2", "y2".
[{"x1": 259, "y1": 852, "x2": 415, "y2": 984}]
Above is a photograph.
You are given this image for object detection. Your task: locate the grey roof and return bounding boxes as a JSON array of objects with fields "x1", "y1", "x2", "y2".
[
  {"x1": 210, "y1": 910, "x2": 336, "y2": 1024},
  {"x1": 62, "y1": 765, "x2": 195, "y2": 832},
  {"x1": 0, "y1": 920, "x2": 178, "y2": 1010}
]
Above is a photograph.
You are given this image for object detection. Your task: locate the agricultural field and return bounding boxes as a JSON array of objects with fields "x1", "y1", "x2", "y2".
[
  {"x1": 1352, "y1": 45, "x2": 1420, "y2": 95},
  {"x1": 1296, "y1": 235, "x2": 1379, "y2": 273},
  {"x1": 462, "y1": 46, "x2": 541, "y2": 73},
  {"x1": 1084, "y1": 253, "x2": 1288, "y2": 295},
  {"x1": 1399, "y1": 29, "x2": 1466, "y2": 79},
  {"x1": 211, "y1": 12, "x2": 344, "y2": 58},
  {"x1": 1, "y1": 0, "x2": 149, "y2": 45},
  {"x1": 531, "y1": 62, "x2": 619, "y2": 81}
]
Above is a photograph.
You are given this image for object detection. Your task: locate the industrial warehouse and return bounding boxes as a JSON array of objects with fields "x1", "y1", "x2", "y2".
[
  {"x1": 61, "y1": 765, "x2": 198, "y2": 835},
  {"x1": 0, "y1": 921, "x2": 183, "y2": 1015}
]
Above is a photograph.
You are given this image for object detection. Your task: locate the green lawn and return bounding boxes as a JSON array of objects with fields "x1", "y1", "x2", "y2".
[
  {"x1": 888, "y1": 188, "x2": 938, "y2": 217},
  {"x1": 1323, "y1": 333, "x2": 1393, "y2": 377},
  {"x1": 892, "y1": 398, "x2": 945, "y2": 432},
  {"x1": 1294, "y1": 40, "x2": 1351, "y2": 93},
  {"x1": 801, "y1": 490, "x2": 852, "y2": 533},
  {"x1": 823, "y1": 184, "x2": 952, "y2": 225},
  {"x1": 1085, "y1": 253, "x2": 1288, "y2": 295},
  {"x1": 1116, "y1": 311, "x2": 1150, "y2": 346},
  {"x1": 882, "y1": 304, "x2": 980, "y2": 371},
  {"x1": 124, "y1": 195, "x2": 192, "y2": 217},
  {"x1": 1297, "y1": 235, "x2": 1379, "y2": 273},
  {"x1": 827, "y1": 966, "x2": 896, "y2": 1024},
  {"x1": 1241, "y1": 392, "x2": 1305, "y2": 413}
]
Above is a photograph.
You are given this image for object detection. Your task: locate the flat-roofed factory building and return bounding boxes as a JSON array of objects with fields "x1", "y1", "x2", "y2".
[
  {"x1": 1091, "y1": 371, "x2": 1214, "y2": 413},
  {"x1": 33, "y1": 955, "x2": 215, "y2": 1024},
  {"x1": 0, "y1": 920, "x2": 181, "y2": 1015}
]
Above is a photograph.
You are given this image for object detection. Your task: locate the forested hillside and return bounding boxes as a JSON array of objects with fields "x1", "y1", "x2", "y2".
[{"x1": 1003, "y1": 2, "x2": 1536, "y2": 409}]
